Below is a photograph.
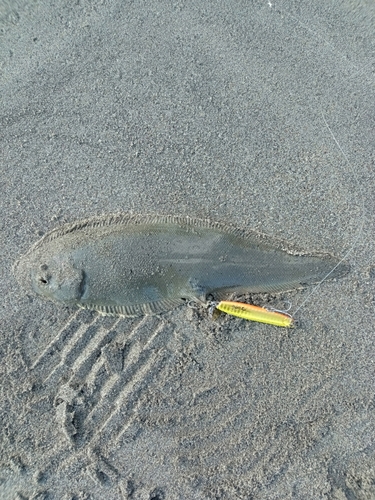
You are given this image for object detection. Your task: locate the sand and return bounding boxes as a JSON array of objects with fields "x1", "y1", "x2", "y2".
[{"x1": 1, "y1": 1, "x2": 374, "y2": 498}]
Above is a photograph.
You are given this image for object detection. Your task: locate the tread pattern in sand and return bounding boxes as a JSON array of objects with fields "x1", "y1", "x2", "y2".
[{"x1": 22, "y1": 310, "x2": 173, "y2": 473}]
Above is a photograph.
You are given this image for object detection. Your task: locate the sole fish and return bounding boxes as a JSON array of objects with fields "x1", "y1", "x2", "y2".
[{"x1": 14, "y1": 214, "x2": 349, "y2": 317}]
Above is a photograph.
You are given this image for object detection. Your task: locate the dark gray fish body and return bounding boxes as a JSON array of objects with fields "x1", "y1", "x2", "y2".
[{"x1": 14, "y1": 214, "x2": 349, "y2": 316}]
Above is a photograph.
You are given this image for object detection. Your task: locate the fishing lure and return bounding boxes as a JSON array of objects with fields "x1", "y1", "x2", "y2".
[{"x1": 215, "y1": 300, "x2": 294, "y2": 328}]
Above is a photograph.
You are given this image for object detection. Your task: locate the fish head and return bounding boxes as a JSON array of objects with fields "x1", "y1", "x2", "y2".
[{"x1": 14, "y1": 246, "x2": 84, "y2": 305}]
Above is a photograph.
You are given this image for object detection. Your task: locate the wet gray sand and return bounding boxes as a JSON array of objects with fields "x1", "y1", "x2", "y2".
[{"x1": 1, "y1": 1, "x2": 375, "y2": 498}]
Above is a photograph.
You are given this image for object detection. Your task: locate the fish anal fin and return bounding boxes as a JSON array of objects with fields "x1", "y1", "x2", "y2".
[{"x1": 78, "y1": 297, "x2": 186, "y2": 317}]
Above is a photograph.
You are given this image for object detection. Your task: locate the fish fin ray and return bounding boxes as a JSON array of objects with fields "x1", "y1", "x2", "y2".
[
  {"x1": 77, "y1": 297, "x2": 186, "y2": 317},
  {"x1": 28, "y1": 212, "x2": 321, "y2": 257}
]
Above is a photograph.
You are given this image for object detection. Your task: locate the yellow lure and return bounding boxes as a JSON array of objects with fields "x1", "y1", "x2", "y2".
[{"x1": 216, "y1": 301, "x2": 294, "y2": 328}]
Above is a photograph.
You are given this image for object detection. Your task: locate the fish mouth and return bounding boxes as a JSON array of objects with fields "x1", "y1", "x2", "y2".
[
  {"x1": 13, "y1": 250, "x2": 45, "y2": 295},
  {"x1": 13, "y1": 253, "x2": 36, "y2": 296}
]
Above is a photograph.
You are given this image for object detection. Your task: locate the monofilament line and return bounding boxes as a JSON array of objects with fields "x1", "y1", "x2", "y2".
[{"x1": 292, "y1": 111, "x2": 366, "y2": 317}]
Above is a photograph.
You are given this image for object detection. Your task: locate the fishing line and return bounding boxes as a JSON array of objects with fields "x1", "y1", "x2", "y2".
[
  {"x1": 272, "y1": 5, "x2": 368, "y2": 318},
  {"x1": 291, "y1": 112, "x2": 366, "y2": 317},
  {"x1": 211, "y1": 5, "x2": 367, "y2": 326}
]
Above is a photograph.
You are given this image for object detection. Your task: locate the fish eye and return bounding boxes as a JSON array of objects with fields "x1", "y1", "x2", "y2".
[
  {"x1": 37, "y1": 264, "x2": 50, "y2": 285},
  {"x1": 37, "y1": 265, "x2": 50, "y2": 286}
]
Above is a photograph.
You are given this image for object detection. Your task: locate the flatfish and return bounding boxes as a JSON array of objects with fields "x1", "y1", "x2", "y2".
[{"x1": 14, "y1": 214, "x2": 349, "y2": 316}]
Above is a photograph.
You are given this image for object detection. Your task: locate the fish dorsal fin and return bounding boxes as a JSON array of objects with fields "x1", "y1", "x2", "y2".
[{"x1": 30, "y1": 212, "x2": 322, "y2": 258}]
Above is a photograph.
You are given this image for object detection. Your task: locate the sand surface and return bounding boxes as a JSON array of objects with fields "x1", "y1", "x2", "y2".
[{"x1": 1, "y1": 1, "x2": 375, "y2": 498}]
